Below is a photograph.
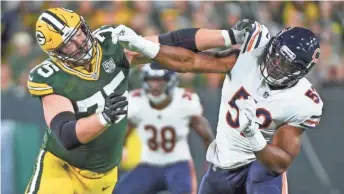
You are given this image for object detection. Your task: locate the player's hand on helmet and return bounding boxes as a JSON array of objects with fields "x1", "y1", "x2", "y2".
[
  {"x1": 235, "y1": 96, "x2": 259, "y2": 137},
  {"x1": 101, "y1": 91, "x2": 128, "y2": 124},
  {"x1": 231, "y1": 19, "x2": 256, "y2": 44},
  {"x1": 111, "y1": 25, "x2": 138, "y2": 45}
]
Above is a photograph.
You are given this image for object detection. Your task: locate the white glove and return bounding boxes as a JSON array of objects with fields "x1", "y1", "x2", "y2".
[
  {"x1": 235, "y1": 96, "x2": 259, "y2": 137},
  {"x1": 118, "y1": 34, "x2": 160, "y2": 59},
  {"x1": 222, "y1": 19, "x2": 258, "y2": 47},
  {"x1": 110, "y1": 25, "x2": 138, "y2": 45},
  {"x1": 231, "y1": 19, "x2": 257, "y2": 45}
]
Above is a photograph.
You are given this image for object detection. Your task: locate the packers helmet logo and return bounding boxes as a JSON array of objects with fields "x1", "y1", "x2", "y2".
[{"x1": 36, "y1": 31, "x2": 46, "y2": 45}]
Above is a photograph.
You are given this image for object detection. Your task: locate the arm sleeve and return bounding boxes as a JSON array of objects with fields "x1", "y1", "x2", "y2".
[
  {"x1": 158, "y1": 28, "x2": 200, "y2": 52},
  {"x1": 27, "y1": 70, "x2": 54, "y2": 97}
]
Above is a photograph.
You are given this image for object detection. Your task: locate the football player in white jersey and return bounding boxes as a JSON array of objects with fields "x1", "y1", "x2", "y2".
[
  {"x1": 114, "y1": 62, "x2": 214, "y2": 194},
  {"x1": 117, "y1": 19, "x2": 323, "y2": 194}
]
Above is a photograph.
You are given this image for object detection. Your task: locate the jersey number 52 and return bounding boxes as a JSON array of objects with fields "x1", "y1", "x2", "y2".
[{"x1": 226, "y1": 87, "x2": 272, "y2": 129}]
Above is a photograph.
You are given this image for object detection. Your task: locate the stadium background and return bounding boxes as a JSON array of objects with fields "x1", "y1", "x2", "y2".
[{"x1": 1, "y1": 1, "x2": 343, "y2": 194}]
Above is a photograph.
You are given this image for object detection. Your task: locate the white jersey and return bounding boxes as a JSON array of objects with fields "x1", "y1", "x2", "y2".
[
  {"x1": 128, "y1": 87, "x2": 203, "y2": 165},
  {"x1": 206, "y1": 24, "x2": 323, "y2": 169}
]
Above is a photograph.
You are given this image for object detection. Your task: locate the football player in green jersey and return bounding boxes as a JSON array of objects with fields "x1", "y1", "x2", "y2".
[{"x1": 26, "y1": 7, "x2": 242, "y2": 194}]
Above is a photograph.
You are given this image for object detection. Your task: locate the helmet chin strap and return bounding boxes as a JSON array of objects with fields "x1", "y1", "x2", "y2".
[{"x1": 147, "y1": 93, "x2": 168, "y2": 105}]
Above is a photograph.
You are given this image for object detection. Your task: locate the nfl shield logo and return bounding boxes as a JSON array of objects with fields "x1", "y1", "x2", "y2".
[{"x1": 102, "y1": 58, "x2": 116, "y2": 73}]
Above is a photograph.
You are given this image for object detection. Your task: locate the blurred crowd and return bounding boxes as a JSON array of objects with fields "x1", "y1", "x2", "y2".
[{"x1": 1, "y1": 1, "x2": 344, "y2": 97}]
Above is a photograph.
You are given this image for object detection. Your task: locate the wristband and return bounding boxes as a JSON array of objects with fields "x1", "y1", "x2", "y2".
[
  {"x1": 141, "y1": 39, "x2": 160, "y2": 59},
  {"x1": 221, "y1": 30, "x2": 231, "y2": 47},
  {"x1": 98, "y1": 113, "x2": 111, "y2": 126},
  {"x1": 246, "y1": 130, "x2": 267, "y2": 152}
]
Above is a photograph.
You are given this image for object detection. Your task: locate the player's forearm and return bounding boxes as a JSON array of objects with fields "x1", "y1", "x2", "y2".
[
  {"x1": 155, "y1": 45, "x2": 228, "y2": 73},
  {"x1": 191, "y1": 116, "x2": 215, "y2": 148},
  {"x1": 75, "y1": 113, "x2": 108, "y2": 144},
  {"x1": 195, "y1": 29, "x2": 227, "y2": 51},
  {"x1": 154, "y1": 45, "x2": 197, "y2": 73},
  {"x1": 157, "y1": 28, "x2": 227, "y2": 52},
  {"x1": 254, "y1": 144, "x2": 293, "y2": 174}
]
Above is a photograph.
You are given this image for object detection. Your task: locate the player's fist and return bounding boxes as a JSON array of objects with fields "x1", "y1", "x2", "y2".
[
  {"x1": 231, "y1": 19, "x2": 256, "y2": 44},
  {"x1": 235, "y1": 96, "x2": 259, "y2": 137},
  {"x1": 101, "y1": 91, "x2": 128, "y2": 124}
]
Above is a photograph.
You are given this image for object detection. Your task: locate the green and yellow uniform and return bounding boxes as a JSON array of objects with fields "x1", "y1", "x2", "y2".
[{"x1": 26, "y1": 25, "x2": 130, "y2": 194}]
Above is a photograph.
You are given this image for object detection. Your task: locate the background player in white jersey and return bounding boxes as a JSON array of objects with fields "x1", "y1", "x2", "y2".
[
  {"x1": 117, "y1": 19, "x2": 323, "y2": 194},
  {"x1": 114, "y1": 62, "x2": 214, "y2": 194}
]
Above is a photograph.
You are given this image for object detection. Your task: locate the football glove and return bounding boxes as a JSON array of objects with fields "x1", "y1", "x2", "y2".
[
  {"x1": 231, "y1": 19, "x2": 256, "y2": 45},
  {"x1": 235, "y1": 96, "x2": 259, "y2": 137},
  {"x1": 118, "y1": 33, "x2": 160, "y2": 59},
  {"x1": 111, "y1": 25, "x2": 138, "y2": 45},
  {"x1": 101, "y1": 91, "x2": 128, "y2": 124}
]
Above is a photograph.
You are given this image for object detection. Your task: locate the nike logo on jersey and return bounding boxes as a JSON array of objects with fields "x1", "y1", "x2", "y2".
[
  {"x1": 102, "y1": 186, "x2": 110, "y2": 191},
  {"x1": 29, "y1": 75, "x2": 33, "y2": 81}
]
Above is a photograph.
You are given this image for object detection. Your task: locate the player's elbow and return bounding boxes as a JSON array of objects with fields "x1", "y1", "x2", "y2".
[
  {"x1": 269, "y1": 159, "x2": 292, "y2": 175},
  {"x1": 272, "y1": 165, "x2": 289, "y2": 175},
  {"x1": 55, "y1": 121, "x2": 82, "y2": 150},
  {"x1": 50, "y1": 112, "x2": 82, "y2": 150}
]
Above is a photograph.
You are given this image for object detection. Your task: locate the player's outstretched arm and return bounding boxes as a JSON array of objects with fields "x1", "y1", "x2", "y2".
[
  {"x1": 189, "y1": 115, "x2": 215, "y2": 149},
  {"x1": 156, "y1": 45, "x2": 238, "y2": 73},
  {"x1": 152, "y1": 19, "x2": 256, "y2": 52},
  {"x1": 120, "y1": 34, "x2": 238, "y2": 73},
  {"x1": 120, "y1": 19, "x2": 256, "y2": 67},
  {"x1": 42, "y1": 92, "x2": 127, "y2": 150}
]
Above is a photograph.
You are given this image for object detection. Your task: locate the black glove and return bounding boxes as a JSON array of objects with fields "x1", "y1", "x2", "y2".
[
  {"x1": 229, "y1": 19, "x2": 256, "y2": 45},
  {"x1": 101, "y1": 91, "x2": 128, "y2": 123}
]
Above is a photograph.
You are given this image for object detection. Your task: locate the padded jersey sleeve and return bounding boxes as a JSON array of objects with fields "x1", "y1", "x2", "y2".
[
  {"x1": 285, "y1": 96, "x2": 323, "y2": 130},
  {"x1": 180, "y1": 89, "x2": 203, "y2": 117},
  {"x1": 27, "y1": 60, "x2": 56, "y2": 97}
]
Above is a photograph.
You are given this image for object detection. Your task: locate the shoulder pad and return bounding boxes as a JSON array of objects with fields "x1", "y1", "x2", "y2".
[
  {"x1": 181, "y1": 88, "x2": 195, "y2": 101},
  {"x1": 287, "y1": 86, "x2": 323, "y2": 130},
  {"x1": 241, "y1": 22, "x2": 271, "y2": 54},
  {"x1": 27, "y1": 60, "x2": 59, "y2": 97},
  {"x1": 130, "y1": 89, "x2": 142, "y2": 98},
  {"x1": 178, "y1": 88, "x2": 203, "y2": 116},
  {"x1": 93, "y1": 25, "x2": 119, "y2": 43}
]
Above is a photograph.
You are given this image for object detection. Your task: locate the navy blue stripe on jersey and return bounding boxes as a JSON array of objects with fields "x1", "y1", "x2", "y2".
[
  {"x1": 310, "y1": 115, "x2": 321, "y2": 119},
  {"x1": 300, "y1": 123, "x2": 315, "y2": 129},
  {"x1": 228, "y1": 29, "x2": 237, "y2": 45},
  {"x1": 254, "y1": 31, "x2": 262, "y2": 49},
  {"x1": 242, "y1": 31, "x2": 253, "y2": 54}
]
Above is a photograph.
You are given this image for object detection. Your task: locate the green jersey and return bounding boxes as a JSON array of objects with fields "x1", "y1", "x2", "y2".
[{"x1": 28, "y1": 25, "x2": 130, "y2": 173}]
